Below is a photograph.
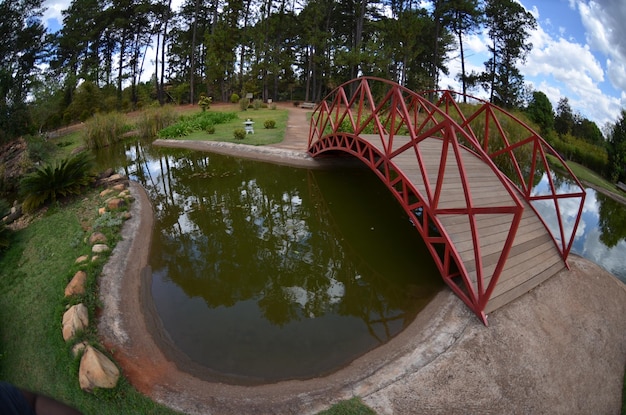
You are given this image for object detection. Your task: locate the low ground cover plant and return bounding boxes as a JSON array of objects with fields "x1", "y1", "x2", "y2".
[{"x1": 158, "y1": 111, "x2": 237, "y2": 138}]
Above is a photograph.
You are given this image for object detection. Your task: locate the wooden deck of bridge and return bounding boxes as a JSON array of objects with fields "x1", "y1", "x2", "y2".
[{"x1": 360, "y1": 135, "x2": 565, "y2": 313}]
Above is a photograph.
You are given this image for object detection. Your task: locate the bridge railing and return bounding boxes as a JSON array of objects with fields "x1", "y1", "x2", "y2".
[
  {"x1": 308, "y1": 77, "x2": 534, "y2": 322},
  {"x1": 426, "y1": 91, "x2": 586, "y2": 261}
]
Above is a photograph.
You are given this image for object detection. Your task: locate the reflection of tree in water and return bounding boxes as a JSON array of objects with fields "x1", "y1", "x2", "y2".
[
  {"x1": 134, "y1": 148, "x2": 441, "y2": 343},
  {"x1": 597, "y1": 192, "x2": 626, "y2": 248}
]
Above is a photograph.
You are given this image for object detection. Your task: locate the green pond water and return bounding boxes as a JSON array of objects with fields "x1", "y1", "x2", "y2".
[{"x1": 94, "y1": 140, "x2": 444, "y2": 383}]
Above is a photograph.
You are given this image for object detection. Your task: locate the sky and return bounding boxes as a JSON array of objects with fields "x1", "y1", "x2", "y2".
[{"x1": 41, "y1": 0, "x2": 626, "y2": 128}]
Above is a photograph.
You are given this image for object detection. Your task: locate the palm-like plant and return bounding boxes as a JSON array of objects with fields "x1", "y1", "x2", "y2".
[{"x1": 20, "y1": 152, "x2": 96, "y2": 212}]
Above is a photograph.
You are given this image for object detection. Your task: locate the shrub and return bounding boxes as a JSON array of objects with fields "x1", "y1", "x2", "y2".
[
  {"x1": 252, "y1": 99, "x2": 262, "y2": 110},
  {"x1": 230, "y1": 93, "x2": 240, "y2": 104},
  {"x1": 84, "y1": 112, "x2": 131, "y2": 149},
  {"x1": 158, "y1": 111, "x2": 237, "y2": 138},
  {"x1": 135, "y1": 106, "x2": 179, "y2": 139},
  {"x1": 20, "y1": 152, "x2": 96, "y2": 212},
  {"x1": 198, "y1": 95, "x2": 212, "y2": 111},
  {"x1": 270, "y1": 103, "x2": 277, "y2": 110},
  {"x1": 205, "y1": 125, "x2": 215, "y2": 134},
  {"x1": 239, "y1": 98, "x2": 250, "y2": 111},
  {"x1": 26, "y1": 135, "x2": 56, "y2": 163},
  {"x1": 264, "y1": 119, "x2": 276, "y2": 129},
  {"x1": 233, "y1": 128, "x2": 246, "y2": 140},
  {"x1": 0, "y1": 222, "x2": 10, "y2": 252}
]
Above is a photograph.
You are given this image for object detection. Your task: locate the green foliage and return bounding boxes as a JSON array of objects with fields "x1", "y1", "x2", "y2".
[
  {"x1": 550, "y1": 134, "x2": 608, "y2": 175},
  {"x1": 239, "y1": 98, "x2": 250, "y2": 111},
  {"x1": 158, "y1": 111, "x2": 238, "y2": 138},
  {"x1": 607, "y1": 109, "x2": 626, "y2": 182},
  {"x1": 93, "y1": 211, "x2": 124, "y2": 230},
  {"x1": 264, "y1": 119, "x2": 276, "y2": 129},
  {"x1": 19, "y1": 152, "x2": 95, "y2": 212},
  {"x1": 316, "y1": 398, "x2": 376, "y2": 415},
  {"x1": 230, "y1": 93, "x2": 240, "y2": 104},
  {"x1": 233, "y1": 128, "x2": 246, "y2": 139},
  {"x1": 135, "y1": 106, "x2": 179, "y2": 139},
  {"x1": 198, "y1": 95, "x2": 212, "y2": 111},
  {"x1": 0, "y1": 222, "x2": 10, "y2": 251},
  {"x1": 25, "y1": 134, "x2": 57, "y2": 163},
  {"x1": 526, "y1": 91, "x2": 554, "y2": 134},
  {"x1": 252, "y1": 99, "x2": 262, "y2": 110},
  {"x1": 83, "y1": 112, "x2": 131, "y2": 149}
]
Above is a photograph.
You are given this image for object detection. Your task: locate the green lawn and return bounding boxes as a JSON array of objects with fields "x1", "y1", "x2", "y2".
[{"x1": 184, "y1": 106, "x2": 288, "y2": 146}]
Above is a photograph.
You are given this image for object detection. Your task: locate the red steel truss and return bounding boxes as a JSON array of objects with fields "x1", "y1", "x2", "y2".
[{"x1": 307, "y1": 77, "x2": 586, "y2": 324}]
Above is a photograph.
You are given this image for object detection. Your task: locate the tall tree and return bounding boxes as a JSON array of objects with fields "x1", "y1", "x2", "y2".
[
  {"x1": 0, "y1": 0, "x2": 46, "y2": 142},
  {"x1": 607, "y1": 109, "x2": 626, "y2": 183},
  {"x1": 448, "y1": 0, "x2": 482, "y2": 100},
  {"x1": 482, "y1": 0, "x2": 536, "y2": 108},
  {"x1": 526, "y1": 90, "x2": 554, "y2": 134},
  {"x1": 554, "y1": 97, "x2": 574, "y2": 136}
]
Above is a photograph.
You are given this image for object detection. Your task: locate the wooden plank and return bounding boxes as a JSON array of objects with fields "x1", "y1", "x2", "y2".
[{"x1": 359, "y1": 134, "x2": 565, "y2": 314}]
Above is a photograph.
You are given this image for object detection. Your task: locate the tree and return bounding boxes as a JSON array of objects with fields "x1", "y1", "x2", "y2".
[
  {"x1": 606, "y1": 109, "x2": 626, "y2": 182},
  {"x1": 448, "y1": 0, "x2": 483, "y2": 100},
  {"x1": 554, "y1": 97, "x2": 574, "y2": 136},
  {"x1": 482, "y1": 0, "x2": 536, "y2": 108},
  {"x1": 525, "y1": 91, "x2": 554, "y2": 134},
  {"x1": 0, "y1": 0, "x2": 46, "y2": 142}
]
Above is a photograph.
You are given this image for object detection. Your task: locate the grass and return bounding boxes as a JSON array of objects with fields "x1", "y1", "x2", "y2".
[
  {"x1": 0, "y1": 189, "x2": 182, "y2": 414},
  {"x1": 181, "y1": 105, "x2": 288, "y2": 146}
]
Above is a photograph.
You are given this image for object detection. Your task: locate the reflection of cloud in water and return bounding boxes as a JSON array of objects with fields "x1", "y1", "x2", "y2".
[
  {"x1": 283, "y1": 277, "x2": 346, "y2": 318},
  {"x1": 578, "y1": 226, "x2": 626, "y2": 281}
]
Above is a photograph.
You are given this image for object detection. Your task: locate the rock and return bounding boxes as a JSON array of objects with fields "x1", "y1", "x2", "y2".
[
  {"x1": 72, "y1": 341, "x2": 89, "y2": 358},
  {"x1": 89, "y1": 232, "x2": 107, "y2": 245},
  {"x1": 99, "y1": 168, "x2": 114, "y2": 179},
  {"x1": 99, "y1": 188, "x2": 114, "y2": 198},
  {"x1": 118, "y1": 189, "x2": 130, "y2": 198},
  {"x1": 75, "y1": 255, "x2": 89, "y2": 264},
  {"x1": 98, "y1": 207, "x2": 106, "y2": 215},
  {"x1": 106, "y1": 198, "x2": 125, "y2": 210},
  {"x1": 122, "y1": 212, "x2": 132, "y2": 220},
  {"x1": 64, "y1": 271, "x2": 87, "y2": 297},
  {"x1": 112, "y1": 183, "x2": 126, "y2": 192},
  {"x1": 62, "y1": 304, "x2": 88, "y2": 341},
  {"x1": 91, "y1": 255, "x2": 100, "y2": 262},
  {"x1": 79, "y1": 346, "x2": 120, "y2": 391},
  {"x1": 92, "y1": 244, "x2": 109, "y2": 253}
]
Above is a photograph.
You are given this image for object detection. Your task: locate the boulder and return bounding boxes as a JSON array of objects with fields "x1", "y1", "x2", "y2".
[
  {"x1": 88, "y1": 232, "x2": 107, "y2": 245},
  {"x1": 92, "y1": 244, "x2": 109, "y2": 254},
  {"x1": 99, "y1": 188, "x2": 114, "y2": 198},
  {"x1": 106, "y1": 198, "x2": 125, "y2": 210},
  {"x1": 79, "y1": 346, "x2": 120, "y2": 391},
  {"x1": 112, "y1": 183, "x2": 126, "y2": 192},
  {"x1": 62, "y1": 304, "x2": 88, "y2": 341},
  {"x1": 64, "y1": 270, "x2": 87, "y2": 297},
  {"x1": 75, "y1": 255, "x2": 89, "y2": 264},
  {"x1": 72, "y1": 341, "x2": 89, "y2": 358},
  {"x1": 98, "y1": 207, "x2": 106, "y2": 215}
]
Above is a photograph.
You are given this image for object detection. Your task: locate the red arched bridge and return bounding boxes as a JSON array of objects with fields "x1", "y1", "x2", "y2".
[{"x1": 307, "y1": 77, "x2": 586, "y2": 324}]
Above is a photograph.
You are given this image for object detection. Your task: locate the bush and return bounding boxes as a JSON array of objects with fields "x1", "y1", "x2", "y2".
[
  {"x1": 135, "y1": 106, "x2": 179, "y2": 139},
  {"x1": 19, "y1": 152, "x2": 96, "y2": 212},
  {"x1": 26, "y1": 135, "x2": 56, "y2": 163},
  {"x1": 0, "y1": 222, "x2": 10, "y2": 252},
  {"x1": 230, "y1": 93, "x2": 240, "y2": 104},
  {"x1": 233, "y1": 128, "x2": 246, "y2": 140},
  {"x1": 239, "y1": 98, "x2": 250, "y2": 111},
  {"x1": 264, "y1": 119, "x2": 276, "y2": 129},
  {"x1": 252, "y1": 99, "x2": 262, "y2": 110},
  {"x1": 270, "y1": 103, "x2": 277, "y2": 110},
  {"x1": 84, "y1": 112, "x2": 131, "y2": 149},
  {"x1": 198, "y1": 95, "x2": 212, "y2": 111},
  {"x1": 158, "y1": 111, "x2": 237, "y2": 138}
]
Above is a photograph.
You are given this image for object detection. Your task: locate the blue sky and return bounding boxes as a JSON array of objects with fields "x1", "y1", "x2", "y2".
[
  {"x1": 440, "y1": 0, "x2": 626, "y2": 128},
  {"x1": 42, "y1": 0, "x2": 626, "y2": 128}
]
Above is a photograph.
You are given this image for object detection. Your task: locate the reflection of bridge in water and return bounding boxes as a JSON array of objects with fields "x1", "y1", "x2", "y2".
[{"x1": 307, "y1": 77, "x2": 586, "y2": 324}]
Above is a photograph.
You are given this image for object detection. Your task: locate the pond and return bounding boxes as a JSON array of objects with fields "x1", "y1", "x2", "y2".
[
  {"x1": 94, "y1": 139, "x2": 444, "y2": 383},
  {"x1": 94, "y1": 138, "x2": 626, "y2": 383},
  {"x1": 531, "y1": 174, "x2": 626, "y2": 282}
]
